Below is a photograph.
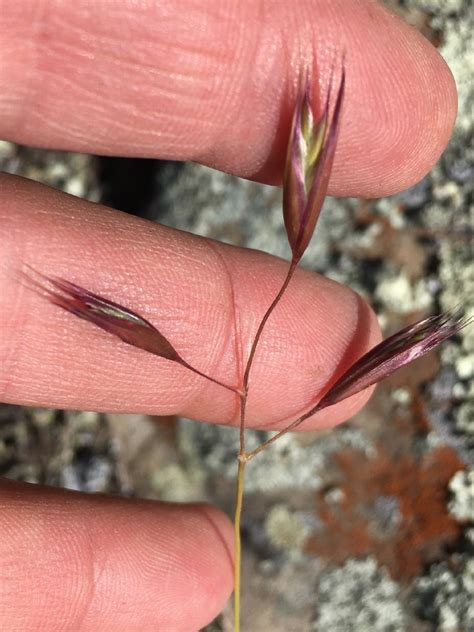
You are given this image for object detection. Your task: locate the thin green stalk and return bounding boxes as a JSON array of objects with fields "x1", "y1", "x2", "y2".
[{"x1": 233, "y1": 455, "x2": 246, "y2": 632}]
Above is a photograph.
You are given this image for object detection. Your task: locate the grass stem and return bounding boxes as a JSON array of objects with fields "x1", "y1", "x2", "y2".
[
  {"x1": 233, "y1": 260, "x2": 297, "y2": 630},
  {"x1": 233, "y1": 456, "x2": 246, "y2": 632}
]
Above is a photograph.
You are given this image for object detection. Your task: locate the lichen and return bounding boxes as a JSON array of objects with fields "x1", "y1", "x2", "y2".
[
  {"x1": 413, "y1": 555, "x2": 474, "y2": 631},
  {"x1": 375, "y1": 272, "x2": 433, "y2": 314},
  {"x1": 180, "y1": 418, "x2": 375, "y2": 495},
  {"x1": 313, "y1": 558, "x2": 406, "y2": 632},
  {"x1": 264, "y1": 504, "x2": 311, "y2": 554},
  {"x1": 448, "y1": 469, "x2": 474, "y2": 522}
]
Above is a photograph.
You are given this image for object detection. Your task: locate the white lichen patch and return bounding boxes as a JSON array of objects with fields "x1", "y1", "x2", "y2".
[
  {"x1": 391, "y1": 387, "x2": 413, "y2": 406},
  {"x1": 455, "y1": 355, "x2": 474, "y2": 380},
  {"x1": 375, "y1": 272, "x2": 433, "y2": 314},
  {"x1": 180, "y1": 419, "x2": 375, "y2": 495},
  {"x1": 314, "y1": 558, "x2": 406, "y2": 632},
  {"x1": 151, "y1": 463, "x2": 205, "y2": 502},
  {"x1": 265, "y1": 504, "x2": 312, "y2": 554},
  {"x1": 448, "y1": 469, "x2": 474, "y2": 522},
  {"x1": 413, "y1": 557, "x2": 474, "y2": 631},
  {"x1": 456, "y1": 401, "x2": 474, "y2": 437},
  {"x1": 0, "y1": 140, "x2": 15, "y2": 159}
]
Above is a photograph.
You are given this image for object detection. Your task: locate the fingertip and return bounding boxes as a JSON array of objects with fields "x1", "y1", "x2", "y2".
[
  {"x1": 193, "y1": 503, "x2": 235, "y2": 608},
  {"x1": 326, "y1": 2, "x2": 458, "y2": 197},
  {"x1": 0, "y1": 1, "x2": 457, "y2": 197},
  {"x1": 288, "y1": 286, "x2": 382, "y2": 431},
  {"x1": 80, "y1": 498, "x2": 235, "y2": 631},
  {"x1": 185, "y1": 0, "x2": 459, "y2": 198},
  {"x1": 0, "y1": 480, "x2": 234, "y2": 631}
]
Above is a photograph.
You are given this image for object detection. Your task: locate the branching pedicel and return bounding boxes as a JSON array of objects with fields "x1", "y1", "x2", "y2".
[{"x1": 29, "y1": 68, "x2": 470, "y2": 631}]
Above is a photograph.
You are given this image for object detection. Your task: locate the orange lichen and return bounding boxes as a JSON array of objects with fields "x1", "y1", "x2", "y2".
[{"x1": 306, "y1": 444, "x2": 464, "y2": 580}]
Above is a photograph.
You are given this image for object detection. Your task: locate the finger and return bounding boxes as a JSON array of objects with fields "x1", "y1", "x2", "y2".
[
  {"x1": 0, "y1": 173, "x2": 381, "y2": 430},
  {"x1": 0, "y1": 0, "x2": 456, "y2": 197},
  {"x1": 0, "y1": 478, "x2": 233, "y2": 632}
]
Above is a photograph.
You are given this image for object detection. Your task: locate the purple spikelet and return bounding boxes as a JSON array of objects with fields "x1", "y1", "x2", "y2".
[{"x1": 283, "y1": 67, "x2": 345, "y2": 262}]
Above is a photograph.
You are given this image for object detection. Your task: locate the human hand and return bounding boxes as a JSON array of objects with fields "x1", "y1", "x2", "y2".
[{"x1": 0, "y1": 2, "x2": 456, "y2": 630}]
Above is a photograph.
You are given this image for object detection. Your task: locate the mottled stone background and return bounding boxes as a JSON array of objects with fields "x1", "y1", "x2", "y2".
[{"x1": 0, "y1": 1, "x2": 472, "y2": 630}]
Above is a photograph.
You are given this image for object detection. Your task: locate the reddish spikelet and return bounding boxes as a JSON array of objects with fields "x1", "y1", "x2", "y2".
[
  {"x1": 26, "y1": 270, "x2": 240, "y2": 394},
  {"x1": 317, "y1": 310, "x2": 471, "y2": 410},
  {"x1": 25, "y1": 268, "x2": 240, "y2": 395},
  {"x1": 28, "y1": 272, "x2": 182, "y2": 363},
  {"x1": 283, "y1": 66, "x2": 345, "y2": 262}
]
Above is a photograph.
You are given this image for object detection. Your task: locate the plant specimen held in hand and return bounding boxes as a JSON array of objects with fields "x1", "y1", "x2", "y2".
[{"x1": 27, "y1": 67, "x2": 470, "y2": 631}]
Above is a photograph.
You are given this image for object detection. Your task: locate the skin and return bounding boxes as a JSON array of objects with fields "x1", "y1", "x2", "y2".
[{"x1": 0, "y1": 1, "x2": 457, "y2": 630}]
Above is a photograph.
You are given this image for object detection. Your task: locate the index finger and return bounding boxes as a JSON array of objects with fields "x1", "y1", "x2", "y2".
[{"x1": 0, "y1": 0, "x2": 456, "y2": 196}]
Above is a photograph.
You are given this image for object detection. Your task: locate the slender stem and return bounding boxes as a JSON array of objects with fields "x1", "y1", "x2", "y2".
[
  {"x1": 239, "y1": 391, "x2": 247, "y2": 460},
  {"x1": 244, "y1": 403, "x2": 321, "y2": 461},
  {"x1": 242, "y1": 259, "x2": 298, "y2": 393},
  {"x1": 233, "y1": 391, "x2": 246, "y2": 630},
  {"x1": 179, "y1": 360, "x2": 242, "y2": 396},
  {"x1": 232, "y1": 259, "x2": 298, "y2": 629},
  {"x1": 239, "y1": 257, "x2": 299, "y2": 451},
  {"x1": 233, "y1": 455, "x2": 246, "y2": 632}
]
